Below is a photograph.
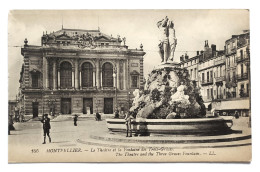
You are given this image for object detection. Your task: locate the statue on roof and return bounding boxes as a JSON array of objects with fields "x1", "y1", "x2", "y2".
[
  {"x1": 157, "y1": 16, "x2": 177, "y2": 63},
  {"x1": 77, "y1": 32, "x2": 95, "y2": 48}
]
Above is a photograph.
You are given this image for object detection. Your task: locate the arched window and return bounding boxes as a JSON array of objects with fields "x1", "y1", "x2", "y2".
[
  {"x1": 82, "y1": 62, "x2": 93, "y2": 87},
  {"x1": 102, "y1": 62, "x2": 113, "y2": 87},
  {"x1": 60, "y1": 61, "x2": 72, "y2": 89}
]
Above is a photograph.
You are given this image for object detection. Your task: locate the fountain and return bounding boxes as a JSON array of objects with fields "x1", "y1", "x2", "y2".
[{"x1": 106, "y1": 16, "x2": 233, "y2": 135}]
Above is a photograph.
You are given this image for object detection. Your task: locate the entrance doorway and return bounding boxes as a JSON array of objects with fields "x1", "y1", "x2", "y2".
[
  {"x1": 104, "y1": 98, "x2": 113, "y2": 114},
  {"x1": 83, "y1": 98, "x2": 93, "y2": 114},
  {"x1": 61, "y1": 98, "x2": 71, "y2": 114},
  {"x1": 32, "y1": 102, "x2": 39, "y2": 118}
]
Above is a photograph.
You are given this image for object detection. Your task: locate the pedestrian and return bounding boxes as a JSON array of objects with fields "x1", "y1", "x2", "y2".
[
  {"x1": 235, "y1": 111, "x2": 239, "y2": 119},
  {"x1": 125, "y1": 112, "x2": 134, "y2": 137},
  {"x1": 41, "y1": 114, "x2": 51, "y2": 144},
  {"x1": 114, "y1": 108, "x2": 119, "y2": 118},
  {"x1": 14, "y1": 106, "x2": 20, "y2": 122},
  {"x1": 74, "y1": 114, "x2": 78, "y2": 126},
  {"x1": 8, "y1": 115, "x2": 15, "y2": 135},
  {"x1": 95, "y1": 112, "x2": 101, "y2": 121}
]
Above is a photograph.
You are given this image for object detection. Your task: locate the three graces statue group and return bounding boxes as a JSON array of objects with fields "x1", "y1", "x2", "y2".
[{"x1": 157, "y1": 16, "x2": 177, "y2": 64}]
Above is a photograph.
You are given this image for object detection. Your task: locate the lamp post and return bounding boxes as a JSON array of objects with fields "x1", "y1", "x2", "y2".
[
  {"x1": 113, "y1": 67, "x2": 117, "y2": 110},
  {"x1": 41, "y1": 87, "x2": 44, "y2": 116},
  {"x1": 128, "y1": 91, "x2": 131, "y2": 111}
]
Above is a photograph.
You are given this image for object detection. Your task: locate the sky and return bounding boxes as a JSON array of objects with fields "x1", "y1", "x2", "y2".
[{"x1": 8, "y1": 9, "x2": 249, "y2": 100}]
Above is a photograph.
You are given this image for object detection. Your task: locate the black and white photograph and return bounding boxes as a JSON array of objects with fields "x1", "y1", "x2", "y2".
[{"x1": 8, "y1": 9, "x2": 251, "y2": 163}]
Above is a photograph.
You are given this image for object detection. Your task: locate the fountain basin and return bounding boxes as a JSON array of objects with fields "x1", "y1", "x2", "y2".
[{"x1": 106, "y1": 116, "x2": 233, "y2": 135}]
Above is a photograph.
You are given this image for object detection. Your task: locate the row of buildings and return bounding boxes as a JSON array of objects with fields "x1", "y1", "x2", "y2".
[
  {"x1": 179, "y1": 30, "x2": 250, "y2": 117},
  {"x1": 14, "y1": 27, "x2": 250, "y2": 117}
]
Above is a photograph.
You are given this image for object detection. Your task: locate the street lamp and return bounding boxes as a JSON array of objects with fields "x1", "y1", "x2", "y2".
[{"x1": 113, "y1": 67, "x2": 117, "y2": 110}]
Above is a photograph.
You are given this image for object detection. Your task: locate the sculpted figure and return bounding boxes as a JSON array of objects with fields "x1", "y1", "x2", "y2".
[
  {"x1": 168, "y1": 21, "x2": 177, "y2": 61},
  {"x1": 157, "y1": 16, "x2": 177, "y2": 63}
]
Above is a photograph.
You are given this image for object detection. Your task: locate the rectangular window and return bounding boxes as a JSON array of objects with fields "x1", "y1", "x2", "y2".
[
  {"x1": 194, "y1": 68, "x2": 197, "y2": 78},
  {"x1": 202, "y1": 73, "x2": 205, "y2": 83},
  {"x1": 240, "y1": 50, "x2": 243, "y2": 59},
  {"x1": 241, "y1": 64, "x2": 244, "y2": 75},
  {"x1": 246, "y1": 83, "x2": 249, "y2": 94},
  {"x1": 233, "y1": 71, "x2": 236, "y2": 81},
  {"x1": 190, "y1": 69, "x2": 193, "y2": 79},
  {"x1": 32, "y1": 74, "x2": 39, "y2": 88},
  {"x1": 207, "y1": 89, "x2": 210, "y2": 99},
  {"x1": 207, "y1": 71, "x2": 209, "y2": 82},
  {"x1": 131, "y1": 76, "x2": 138, "y2": 88}
]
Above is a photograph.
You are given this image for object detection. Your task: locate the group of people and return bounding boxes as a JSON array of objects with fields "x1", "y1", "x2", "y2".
[
  {"x1": 39, "y1": 108, "x2": 134, "y2": 144},
  {"x1": 212, "y1": 109, "x2": 240, "y2": 119},
  {"x1": 13, "y1": 106, "x2": 25, "y2": 123}
]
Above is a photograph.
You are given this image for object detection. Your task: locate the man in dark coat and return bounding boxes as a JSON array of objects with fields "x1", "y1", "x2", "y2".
[
  {"x1": 74, "y1": 115, "x2": 78, "y2": 126},
  {"x1": 95, "y1": 112, "x2": 101, "y2": 121},
  {"x1": 41, "y1": 114, "x2": 51, "y2": 144}
]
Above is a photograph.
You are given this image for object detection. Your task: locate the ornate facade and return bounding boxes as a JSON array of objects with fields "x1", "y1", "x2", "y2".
[{"x1": 19, "y1": 28, "x2": 145, "y2": 117}]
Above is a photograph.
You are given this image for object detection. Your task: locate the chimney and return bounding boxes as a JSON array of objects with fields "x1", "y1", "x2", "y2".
[
  {"x1": 197, "y1": 51, "x2": 199, "y2": 56},
  {"x1": 185, "y1": 53, "x2": 189, "y2": 60},
  {"x1": 211, "y1": 44, "x2": 216, "y2": 52},
  {"x1": 180, "y1": 55, "x2": 184, "y2": 62},
  {"x1": 200, "y1": 50, "x2": 204, "y2": 55},
  {"x1": 204, "y1": 40, "x2": 207, "y2": 47},
  {"x1": 211, "y1": 44, "x2": 216, "y2": 56}
]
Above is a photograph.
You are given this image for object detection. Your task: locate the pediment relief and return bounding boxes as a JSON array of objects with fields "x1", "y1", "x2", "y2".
[
  {"x1": 56, "y1": 34, "x2": 71, "y2": 39},
  {"x1": 29, "y1": 68, "x2": 41, "y2": 73},
  {"x1": 130, "y1": 70, "x2": 140, "y2": 75},
  {"x1": 95, "y1": 36, "x2": 110, "y2": 41}
]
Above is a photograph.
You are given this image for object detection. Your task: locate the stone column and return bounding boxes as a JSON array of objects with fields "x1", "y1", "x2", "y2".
[
  {"x1": 125, "y1": 59, "x2": 129, "y2": 89},
  {"x1": 93, "y1": 70, "x2": 96, "y2": 87},
  {"x1": 116, "y1": 61, "x2": 120, "y2": 89},
  {"x1": 113, "y1": 71, "x2": 116, "y2": 88},
  {"x1": 46, "y1": 58, "x2": 49, "y2": 88},
  {"x1": 53, "y1": 60, "x2": 56, "y2": 90},
  {"x1": 123, "y1": 60, "x2": 126, "y2": 90},
  {"x1": 79, "y1": 70, "x2": 82, "y2": 90},
  {"x1": 57, "y1": 69, "x2": 60, "y2": 90},
  {"x1": 75, "y1": 60, "x2": 79, "y2": 89},
  {"x1": 96, "y1": 60, "x2": 100, "y2": 88},
  {"x1": 42, "y1": 56, "x2": 47, "y2": 88},
  {"x1": 72, "y1": 69, "x2": 75, "y2": 88},
  {"x1": 100, "y1": 71, "x2": 103, "y2": 87}
]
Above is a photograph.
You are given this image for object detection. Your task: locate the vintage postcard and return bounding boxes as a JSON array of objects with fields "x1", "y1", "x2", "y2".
[{"x1": 8, "y1": 9, "x2": 251, "y2": 163}]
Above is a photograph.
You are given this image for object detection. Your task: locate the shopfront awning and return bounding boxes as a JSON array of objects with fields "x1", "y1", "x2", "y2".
[{"x1": 215, "y1": 99, "x2": 250, "y2": 110}]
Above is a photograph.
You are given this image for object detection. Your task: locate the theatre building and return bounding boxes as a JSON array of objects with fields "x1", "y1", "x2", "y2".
[{"x1": 19, "y1": 28, "x2": 145, "y2": 117}]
